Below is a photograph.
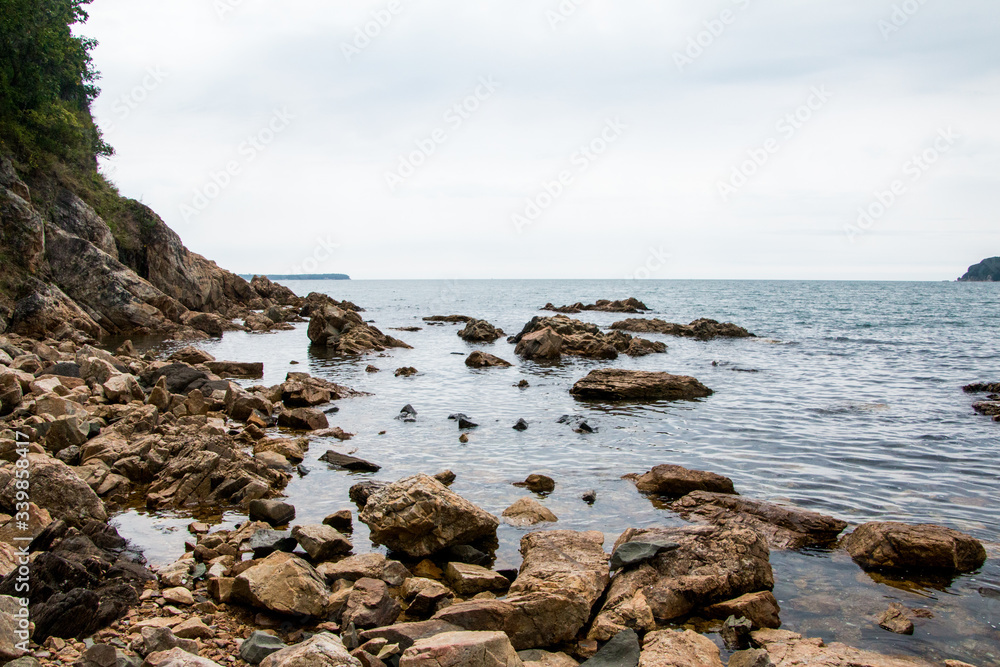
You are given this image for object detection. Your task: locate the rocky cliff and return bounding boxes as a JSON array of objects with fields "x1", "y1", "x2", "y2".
[
  {"x1": 0, "y1": 154, "x2": 275, "y2": 341},
  {"x1": 958, "y1": 256, "x2": 1000, "y2": 282}
]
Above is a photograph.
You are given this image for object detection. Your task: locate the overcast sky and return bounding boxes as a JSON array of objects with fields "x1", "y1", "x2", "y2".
[{"x1": 84, "y1": 0, "x2": 999, "y2": 280}]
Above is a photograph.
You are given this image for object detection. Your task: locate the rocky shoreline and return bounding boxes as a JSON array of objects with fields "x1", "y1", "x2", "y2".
[{"x1": 0, "y1": 294, "x2": 995, "y2": 666}]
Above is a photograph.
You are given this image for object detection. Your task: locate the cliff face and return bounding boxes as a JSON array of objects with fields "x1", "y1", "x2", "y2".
[
  {"x1": 958, "y1": 257, "x2": 1000, "y2": 282},
  {"x1": 0, "y1": 154, "x2": 269, "y2": 340}
]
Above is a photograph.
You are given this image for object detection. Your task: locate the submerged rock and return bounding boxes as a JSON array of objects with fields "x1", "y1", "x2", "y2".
[
  {"x1": 458, "y1": 319, "x2": 505, "y2": 343},
  {"x1": 750, "y1": 628, "x2": 937, "y2": 666},
  {"x1": 359, "y1": 474, "x2": 500, "y2": 558},
  {"x1": 512, "y1": 474, "x2": 555, "y2": 494},
  {"x1": 466, "y1": 351, "x2": 513, "y2": 368},
  {"x1": 502, "y1": 498, "x2": 558, "y2": 527},
  {"x1": 610, "y1": 317, "x2": 755, "y2": 340},
  {"x1": 628, "y1": 465, "x2": 735, "y2": 497},
  {"x1": 571, "y1": 369, "x2": 712, "y2": 401}
]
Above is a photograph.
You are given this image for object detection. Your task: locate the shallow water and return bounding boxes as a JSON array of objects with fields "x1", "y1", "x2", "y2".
[{"x1": 112, "y1": 279, "x2": 1000, "y2": 664}]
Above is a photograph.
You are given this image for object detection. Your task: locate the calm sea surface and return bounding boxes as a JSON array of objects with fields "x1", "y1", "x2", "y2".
[{"x1": 115, "y1": 280, "x2": 1000, "y2": 663}]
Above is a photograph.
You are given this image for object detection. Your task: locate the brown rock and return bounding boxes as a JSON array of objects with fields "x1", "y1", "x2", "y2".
[
  {"x1": 292, "y1": 524, "x2": 353, "y2": 561},
  {"x1": 502, "y1": 498, "x2": 558, "y2": 527},
  {"x1": 671, "y1": 491, "x2": 847, "y2": 549},
  {"x1": 513, "y1": 328, "x2": 563, "y2": 360},
  {"x1": 571, "y1": 369, "x2": 712, "y2": 401},
  {"x1": 845, "y1": 522, "x2": 987, "y2": 573},
  {"x1": 169, "y1": 346, "x2": 216, "y2": 365},
  {"x1": 702, "y1": 591, "x2": 781, "y2": 629},
  {"x1": 359, "y1": 474, "x2": 499, "y2": 558},
  {"x1": 589, "y1": 524, "x2": 773, "y2": 641},
  {"x1": 308, "y1": 304, "x2": 411, "y2": 355},
  {"x1": 259, "y1": 633, "x2": 361, "y2": 667},
  {"x1": 444, "y1": 562, "x2": 511, "y2": 596},
  {"x1": 750, "y1": 629, "x2": 937, "y2": 666},
  {"x1": 277, "y1": 407, "x2": 329, "y2": 431},
  {"x1": 610, "y1": 317, "x2": 754, "y2": 340},
  {"x1": 466, "y1": 351, "x2": 513, "y2": 368},
  {"x1": 877, "y1": 603, "x2": 914, "y2": 635},
  {"x1": 512, "y1": 474, "x2": 555, "y2": 494},
  {"x1": 395, "y1": 367, "x2": 418, "y2": 377},
  {"x1": 173, "y1": 617, "x2": 213, "y2": 640},
  {"x1": 638, "y1": 629, "x2": 724, "y2": 667},
  {"x1": 341, "y1": 578, "x2": 401, "y2": 629},
  {"x1": 630, "y1": 465, "x2": 735, "y2": 497},
  {"x1": 318, "y1": 553, "x2": 386, "y2": 582},
  {"x1": 542, "y1": 298, "x2": 649, "y2": 314},
  {"x1": 233, "y1": 552, "x2": 331, "y2": 618},
  {"x1": 457, "y1": 320, "x2": 505, "y2": 343},
  {"x1": 400, "y1": 631, "x2": 522, "y2": 667}
]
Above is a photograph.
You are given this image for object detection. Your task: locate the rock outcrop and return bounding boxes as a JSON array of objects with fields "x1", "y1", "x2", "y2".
[
  {"x1": 610, "y1": 318, "x2": 755, "y2": 340},
  {"x1": 957, "y1": 256, "x2": 1000, "y2": 282},
  {"x1": 359, "y1": 474, "x2": 500, "y2": 558},
  {"x1": 750, "y1": 628, "x2": 938, "y2": 666},
  {"x1": 589, "y1": 525, "x2": 773, "y2": 640},
  {"x1": 458, "y1": 319, "x2": 505, "y2": 343},
  {"x1": 307, "y1": 302, "x2": 411, "y2": 355},
  {"x1": 466, "y1": 351, "x2": 513, "y2": 368},
  {"x1": 542, "y1": 298, "x2": 649, "y2": 314},
  {"x1": 570, "y1": 369, "x2": 713, "y2": 401},
  {"x1": 627, "y1": 465, "x2": 735, "y2": 497},
  {"x1": 671, "y1": 491, "x2": 848, "y2": 549},
  {"x1": 510, "y1": 315, "x2": 665, "y2": 361}
]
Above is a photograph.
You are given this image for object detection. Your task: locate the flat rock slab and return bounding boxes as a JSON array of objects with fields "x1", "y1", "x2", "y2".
[
  {"x1": 751, "y1": 628, "x2": 938, "y2": 666},
  {"x1": 570, "y1": 369, "x2": 712, "y2": 401},
  {"x1": 671, "y1": 490, "x2": 848, "y2": 550},
  {"x1": 581, "y1": 628, "x2": 640, "y2": 667},
  {"x1": 609, "y1": 540, "x2": 679, "y2": 571},
  {"x1": 400, "y1": 630, "x2": 522, "y2": 667},
  {"x1": 320, "y1": 450, "x2": 381, "y2": 472},
  {"x1": 630, "y1": 465, "x2": 735, "y2": 497},
  {"x1": 259, "y1": 633, "x2": 360, "y2": 667},
  {"x1": 639, "y1": 629, "x2": 724, "y2": 667}
]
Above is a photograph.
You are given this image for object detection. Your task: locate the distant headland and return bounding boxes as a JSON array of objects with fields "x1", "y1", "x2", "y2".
[
  {"x1": 239, "y1": 273, "x2": 350, "y2": 281},
  {"x1": 957, "y1": 257, "x2": 1000, "y2": 282}
]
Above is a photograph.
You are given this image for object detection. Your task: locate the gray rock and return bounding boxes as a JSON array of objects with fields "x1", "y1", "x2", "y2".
[
  {"x1": 581, "y1": 628, "x2": 639, "y2": 667},
  {"x1": 609, "y1": 540, "x2": 680, "y2": 571},
  {"x1": 728, "y1": 648, "x2": 774, "y2": 667},
  {"x1": 248, "y1": 499, "x2": 296, "y2": 527},
  {"x1": 248, "y1": 529, "x2": 298, "y2": 559},
  {"x1": 512, "y1": 418, "x2": 529, "y2": 431},
  {"x1": 319, "y1": 450, "x2": 381, "y2": 473},
  {"x1": 139, "y1": 626, "x2": 199, "y2": 657},
  {"x1": 721, "y1": 616, "x2": 753, "y2": 651},
  {"x1": 239, "y1": 630, "x2": 288, "y2": 665}
]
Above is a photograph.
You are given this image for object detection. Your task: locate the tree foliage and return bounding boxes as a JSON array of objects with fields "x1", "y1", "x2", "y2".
[{"x1": 0, "y1": 0, "x2": 111, "y2": 167}]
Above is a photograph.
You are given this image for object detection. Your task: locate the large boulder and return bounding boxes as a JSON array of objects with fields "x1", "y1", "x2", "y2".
[
  {"x1": 844, "y1": 522, "x2": 987, "y2": 574},
  {"x1": 259, "y1": 633, "x2": 361, "y2": 667},
  {"x1": 457, "y1": 319, "x2": 505, "y2": 343},
  {"x1": 466, "y1": 351, "x2": 513, "y2": 368},
  {"x1": 399, "y1": 631, "x2": 522, "y2": 667},
  {"x1": 359, "y1": 475, "x2": 499, "y2": 558},
  {"x1": 750, "y1": 629, "x2": 938, "y2": 667},
  {"x1": 291, "y1": 524, "x2": 352, "y2": 561},
  {"x1": 571, "y1": 369, "x2": 712, "y2": 401},
  {"x1": 589, "y1": 525, "x2": 773, "y2": 641},
  {"x1": 0, "y1": 454, "x2": 105, "y2": 525},
  {"x1": 504, "y1": 530, "x2": 610, "y2": 650},
  {"x1": 233, "y1": 552, "x2": 332, "y2": 618},
  {"x1": 671, "y1": 491, "x2": 848, "y2": 550},
  {"x1": 628, "y1": 465, "x2": 734, "y2": 497},
  {"x1": 513, "y1": 328, "x2": 563, "y2": 360},
  {"x1": 511, "y1": 315, "x2": 663, "y2": 361},
  {"x1": 340, "y1": 577, "x2": 401, "y2": 629}
]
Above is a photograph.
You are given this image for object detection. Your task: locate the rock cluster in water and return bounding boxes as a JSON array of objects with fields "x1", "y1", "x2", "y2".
[{"x1": 509, "y1": 315, "x2": 666, "y2": 360}]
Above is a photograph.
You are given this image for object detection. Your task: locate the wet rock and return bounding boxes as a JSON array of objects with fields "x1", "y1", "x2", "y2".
[
  {"x1": 240, "y1": 630, "x2": 288, "y2": 665},
  {"x1": 512, "y1": 419, "x2": 529, "y2": 431},
  {"x1": 320, "y1": 450, "x2": 381, "y2": 473},
  {"x1": 581, "y1": 490, "x2": 597, "y2": 504},
  {"x1": 611, "y1": 317, "x2": 754, "y2": 340},
  {"x1": 445, "y1": 562, "x2": 511, "y2": 596},
  {"x1": 396, "y1": 404, "x2": 417, "y2": 422},
  {"x1": 169, "y1": 346, "x2": 215, "y2": 365},
  {"x1": 434, "y1": 470, "x2": 457, "y2": 486},
  {"x1": 671, "y1": 491, "x2": 847, "y2": 549},
  {"x1": 609, "y1": 540, "x2": 679, "y2": 571},
  {"x1": 291, "y1": 524, "x2": 353, "y2": 561},
  {"x1": 589, "y1": 525, "x2": 773, "y2": 641},
  {"x1": 504, "y1": 530, "x2": 610, "y2": 650},
  {"x1": 457, "y1": 319, "x2": 505, "y2": 343},
  {"x1": 515, "y1": 380, "x2": 530, "y2": 389},
  {"x1": 143, "y1": 647, "x2": 222, "y2": 666},
  {"x1": 400, "y1": 630, "x2": 521, "y2": 667},
  {"x1": 721, "y1": 616, "x2": 754, "y2": 651},
  {"x1": 259, "y1": 633, "x2": 360, "y2": 667},
  {"x1": 571, "y1": 369, "x2": 712, "y2": 401},
  {"x1": 502, "y1": 498, "x2": 558, "y2": 527},
  {"x1": 308, "y1": 303, "x2": 411, "y2": 355},
  {"x1": 423, "y1": 315, "x2": 474, "y2": 323},
  {"x1": 205, "y1": 360, "x2": 264, "y2": 378},
  {"x1": 341, "y1": 578, "x2": 401, "y2": 629},
  {"x1": 511, "y1": 315, "x2": 663, "y2": 360},
  {"x1": 749, "y1": 629, "x2": 936, "y2": 666},
  {"x1": 458, "y1": 417, "x2": 478, "y2": 429},
  {"x1": 702, "y1": 591, "x2": 781, "y2": 630},
  {"x1": 324, "y1": 510, "x2": 354, "y2": 533},
  {"x1": 233, "y1": 552, "x2": 332, "y2": 618},
  {"x1": 878, "y1": 602, "x2": 915, "y2": 635},
  {"x1": 844, "y1": 522, "x2": 987, "y2": 574},
  {"x1": 466, "y1": 351, "x2": 513, "y2": 368},
  {"x1": 513, "y1": 328, "x2": 563, "y2": 360},
  {"x1": 444, "y1": 545, "x2": 492, "y2": 567},
  {"x1": 350, "y1": 481, "x2": 388, "y2": 508},
  {"x1": 513, "y1": 474, "x2": 555, "y2": 494},
  {"x1": 280, "y1": 372, "x2": 357, "y2": 407},
  {"x1": 395, "y1": 367, "x2": 418, "y2": 378},
  {"x1": 628, "y1": 465, "x2": 735, "y2": 497},
  {"x1": 249, "y1": 500, "x2": 296, "y2": 527},
  {"x1": 638, "y1": 629, "x2": 723, "y2": 667},
  {"x1": 277, "y1": 407, "x2": 329, "y2": 431},
  {"x1": 543, "y1": 298, "x2": 649, "y2": 314}
]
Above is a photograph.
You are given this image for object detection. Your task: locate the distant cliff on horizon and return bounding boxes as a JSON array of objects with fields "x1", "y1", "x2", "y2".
[
  {"x1": 239, "y1": 273, "x2": 350, "y2": 281},
  {"x1": 958, "y1": 257, "x2": 1000, "y2": 282}
]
